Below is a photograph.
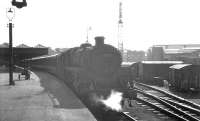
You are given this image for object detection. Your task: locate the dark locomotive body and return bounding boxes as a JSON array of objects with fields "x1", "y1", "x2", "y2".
[{"x1": 27, "y1": 37, "x2": 122, "y2": 99}]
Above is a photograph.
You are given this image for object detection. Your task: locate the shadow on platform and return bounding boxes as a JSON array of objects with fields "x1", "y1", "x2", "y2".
[{"x1": 35, "y1": 71, "x2": 86, "y2": 109}]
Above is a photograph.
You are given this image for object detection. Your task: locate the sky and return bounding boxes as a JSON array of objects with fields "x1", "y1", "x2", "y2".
[{"x1": 1, "y1": 0, "x2": 200, "y2": 51}]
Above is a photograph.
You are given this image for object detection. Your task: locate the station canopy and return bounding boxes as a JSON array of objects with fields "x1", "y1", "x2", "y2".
[{"x1": 0, "y1": 47, "x2": 48, "y2": 61}]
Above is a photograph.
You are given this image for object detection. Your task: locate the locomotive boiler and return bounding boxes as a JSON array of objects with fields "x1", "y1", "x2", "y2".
[{"x1": 27, "y1": 36, "x2": 122, "y2": 98}]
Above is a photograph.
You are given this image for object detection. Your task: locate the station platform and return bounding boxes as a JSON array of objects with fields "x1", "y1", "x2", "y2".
[{"x1": 0, "y1": 71, "x2": 97, "y2": 121}]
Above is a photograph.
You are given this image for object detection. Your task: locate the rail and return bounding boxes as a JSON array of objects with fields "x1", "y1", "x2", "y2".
[
  {"x1": 136, "y1": 82, "x2": 200, "y2": 110},
  {"x1": 120, "y1": 112, "x2": 138, "y2": 121},
  {"x1": 136, "y1": 97, "x2": 189, "y2": 121},
  {"x1": 135, "y1": 88, "x2": 200, "y2": 121}
]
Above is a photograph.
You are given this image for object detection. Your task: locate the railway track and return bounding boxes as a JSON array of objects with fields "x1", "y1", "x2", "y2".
[
  {"x1": 136, "y1": 82, "x2": 200, "y2": 110},
  {"x1": 126, "y1": 82, "x2": 200, "y2": 121},
  {"x1": 119, "y1": 112, "x2": 139, "y2": 121},
  {"x1": 91, "y1": 109, "x2": 138, "y2": 121}
]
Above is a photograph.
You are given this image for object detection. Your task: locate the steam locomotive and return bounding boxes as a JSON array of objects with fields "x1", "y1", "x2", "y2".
[{"x1": 26, "y1": 36, "x2": 123, "y2": 100}]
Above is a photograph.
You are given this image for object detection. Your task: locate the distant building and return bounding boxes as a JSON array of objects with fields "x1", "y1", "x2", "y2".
[
  {"x1": 0, "y1": 42, "x2": 68, "y2": 57},
  {"x1": 0, "y1": 42, "x2": 9, "y2": 48},
  {"x1": 147, "y1": 44, "x2": 200, "y2": 64},
  {"x1": 16, "y1": 44, "x2": 30, "y2": 48},
  {"x1": 123, "y1": 49, "x2": 145, "y2": 62},
  {"x1": 0, "y1": 43, "x2": 54, "y2": 63},
  {"x1": 34, "y1": 44, "x2": 46, "y2": 48},
  {"x1": 157, "y1": 44, "x2": 200, "y2": 49},
  {"x1": 147, "y1": 46, "x2": 164, "y2": 61},
  {"x1": 34, "y1": 44, "x2": 57, "y2": 55}
]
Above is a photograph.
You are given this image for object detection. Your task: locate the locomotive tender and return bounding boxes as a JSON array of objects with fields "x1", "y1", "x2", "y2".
[{"x1": 27, "y1": 36, "x2": 122, "y2": 99}]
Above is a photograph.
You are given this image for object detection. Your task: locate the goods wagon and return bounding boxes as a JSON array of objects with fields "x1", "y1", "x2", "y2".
[
  {"x1": 169, "y1": 64, "x2": 200, "y2": 91},
  {"x1": 137, "y1": 61, "x2": 183, "y2": 85}
]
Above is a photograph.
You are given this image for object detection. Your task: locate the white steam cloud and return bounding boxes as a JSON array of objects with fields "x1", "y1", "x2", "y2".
[{"x1": 100, "y1": 90, "x2": 123, "y2": 111}]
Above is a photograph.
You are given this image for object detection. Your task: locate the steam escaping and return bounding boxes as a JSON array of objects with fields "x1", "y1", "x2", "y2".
[{"x1": 100, "y1": 90, "x2": 123, "y2": 111}]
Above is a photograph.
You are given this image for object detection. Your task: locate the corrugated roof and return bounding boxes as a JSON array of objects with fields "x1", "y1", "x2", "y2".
[
  {"x1": 141, "y1": 61, "x2": 183, "y2": 64},
  {"x1": 121, "y1": 62, "x2": 136, "y2": 67},
  {"x1": 179, "y1": 49, "x2": 197, "y2": 53},
  {"x1": 164, "y1": 49, "x2": 197, "y2": 54},
  {"x1": 164, "y1": 50, "x2": 181, "y2": 54},
  {"x1": 184, "y1": 47, "x2": 200, "y2": 50},
  {"x1": 169, "y1": 64, "x2": 192, "y2": 69}
]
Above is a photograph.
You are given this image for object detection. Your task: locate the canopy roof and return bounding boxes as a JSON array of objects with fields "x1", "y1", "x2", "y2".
[
  {"x1": 0, "y1": 47, "x2": 48, "y2": 60},
  {"x1": 169, "y1": 64, "x2": 192, "y2": 70}
]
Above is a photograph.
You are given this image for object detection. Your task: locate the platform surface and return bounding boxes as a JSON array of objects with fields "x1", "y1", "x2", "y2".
[{"x1": 0, "y1": 71, "x2": 96, "y2": 121}]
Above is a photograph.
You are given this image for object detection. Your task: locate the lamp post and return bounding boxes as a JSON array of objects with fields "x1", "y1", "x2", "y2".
[{"x1": 6, "y1": 8, "x2": 15, "y2": 85}]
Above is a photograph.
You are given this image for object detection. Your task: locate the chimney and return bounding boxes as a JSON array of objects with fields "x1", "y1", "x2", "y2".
[{"x1": 95, "y1": 36, "x2": 105, "y2": 47}]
